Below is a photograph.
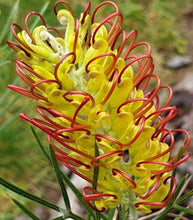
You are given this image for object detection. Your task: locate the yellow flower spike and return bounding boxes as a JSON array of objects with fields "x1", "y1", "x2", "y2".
[
  {"x1": 75, "y1": 134, "x2": 94, "y2": 152},
  {"x1": 130, "y1": 163, "x2": 151, "y2": 178},
  {"x1": 108, "y1": 77, "x2": 133, "y2": 108},
  {"x1": 31, "y1": 57, "x2": 54, "y2": 73},
  {"x1": 56, "y1": 61, "x2": 74, "y2": 90},
  {"x1": 93, "y1": 80, "x2": 112, "y2": 105},
  {"x1": 130, "y1": 125, "x2": 155, "y2": 148},
  {"x1": 87, "y1": 104, "x2": 103, "y2": 124},
  {"x1": 95, "y1": 191, "x2": 120, "y2": 210},
  {"x1": 57, "y1": 9, "x2": 75, "y2": 48},
  {"x1": 22, "y1": 29, "x2": 57, "y2": 63},
  {"x1": 79, "y1": 13, "x2": 90, "y2": 43},
  {"x1": 111, "y1": 112, "x2": 134, "y2": 138},
  {"x1": 84, "y1": 38, "x2": 108, "y2": 64},
  {"x1": 87, "y1": 66, "x2": 106, "y2": 92},
  {"x1": 132, "y1": 176, "x2": 156, "y2": 195},
  {"x1": 91, "y1": 23, "x2": 108, "y2": 41},
  {"x1": 112, "y1": 169, "x2": 135, "y2": 191},
  {"x1": 97, "y1": 111, "x2": 111, "y2": 130},
  {"x1": 96, "y1": 140, "x2": 118, "y2": 154},
  {"x1": 68, "y1": 34, "x2": 82, "y2": 63},
  {"x1": 136, "y1": 174, "x2": 172, "y2": 213},
  {"x1": 44, "y1": 83, "x2": 60, "y2": 96},
  {"x1": 46, "y1": 89, "x2": 71, "y2": 112},
  {"x1": 8, "y1": 1, "x2": 191, "y2": 218},
  {"x1": 32, "y1": 65, "x2": 55, "y2": 80}
]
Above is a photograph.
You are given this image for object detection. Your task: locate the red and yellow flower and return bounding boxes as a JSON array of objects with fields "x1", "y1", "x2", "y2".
[{"x1": 8, "y1": 1, "x2": 190, "y2": 216}]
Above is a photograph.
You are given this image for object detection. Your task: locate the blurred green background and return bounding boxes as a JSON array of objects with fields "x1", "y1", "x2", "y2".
[{"x1": 0, "y1": 0, "x2": 192, "y2": 219}]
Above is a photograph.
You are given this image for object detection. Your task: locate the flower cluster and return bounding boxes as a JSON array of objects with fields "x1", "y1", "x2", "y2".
[{"x1": 8, "y1": 1, "x2": 190, "y2": 214}]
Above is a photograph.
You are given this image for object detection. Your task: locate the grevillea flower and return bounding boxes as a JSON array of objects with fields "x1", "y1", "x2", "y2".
[{"x1": 8, "y1": 1, "x2": 190, "y2": 217}]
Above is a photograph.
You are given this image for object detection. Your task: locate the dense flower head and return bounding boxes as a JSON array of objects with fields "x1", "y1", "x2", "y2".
[{"x1": 8, "y1": 1, "x2": 190, "y2": 214}]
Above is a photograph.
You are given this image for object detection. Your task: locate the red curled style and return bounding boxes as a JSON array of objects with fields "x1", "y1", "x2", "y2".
[
  {"x1": 137, "y1": 175, "x2": 161, "y2": 200},
  {"x1": 112, "y1": 168, "x2": 137, "y2": 189},
  {"x1": 91, "y1": 1, "x2": 119, "y2": 24},
  {"x1": 82, "y1": 186, "x2": 117, "y2": 212},
  {"x1": 101, "y1": 69, "x2": 119, "y2": 105},
  {"x1": 15, "y1": 60, "x2": 44, "y2": 83},
  {"x1": 81, "y1": 2, "x2": 91, "y2": 25},
  {"x1": 123, "y1": 116, "x2": 145, "y2": 147},
  {"x1": 25, "y1": 12, "x2": 47, "y2": 44},
  {"x1": 7, "y1": 41, "x2": 29, "y2": 54},
  {"x1": 117, "y1": 98, "x2": 154, "y2": 119},
  {"x1": 54, "y1": 52, "x2": 76, "y2": 83},
  {"x1": 53, "y1": 0, "x2": 73, "y2": 16},
  {"x1": 85, "y1": 52, "x2": 117, "y2": 76},
  {"x1": 47, "y1": 26, "x2": 64, "y2": 39},
  {"x1": 91, "y1": 12, "x2": 123, "y2": 45},
  {"x1": 91, "y1": 150, "x2": 123, "y2": 167},
  {"x1": 73, "y1": 19, "x2": 79, "y2": 56},
  {"x1": 10, "y1": 24, "x2": 32, "y2": 51},
  {"x1": 95, "y1": 134, "x2": 123, "y2": 149},
  {"x1": 63, "y1": 90, "x2": 95, "y2": 106},
  {"x1": 7, "y1": 85, "x2": 39, "y2": 100},
  {"x1": 31, "y1": 80, "x2": 60, "y2": 102},
  {"x1": 135, "y1": 176, "x2": 176, "y2": 209}
]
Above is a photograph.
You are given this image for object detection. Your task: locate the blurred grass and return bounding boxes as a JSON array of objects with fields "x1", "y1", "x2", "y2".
[{"x1": 0, "y1": 0, "x2": 192, "y2": 219}]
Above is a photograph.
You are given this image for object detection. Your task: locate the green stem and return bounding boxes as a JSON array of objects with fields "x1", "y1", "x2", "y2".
[
  {"x1": 12, "y1": 198, "x2": 40, "y2": 220},
  {"x1": 69, "y1": 212, "x2": 86, "y2": 220},
  {"x1": 92, "y1": 141, "x2": 99, "y2": 190},
  {"x1": 31, "y1": 127, "x2": 51, "y2": 163},
  {"x1": 117, "y1": 206, "x2": 125, "y2": 220},
  {"x1": 174, "y1": 204, "x2": 193, "y2": 215},
  {"x1": 129, "y1": 203, "x2": 138, "y2": 220},
  {"x1": 60, "y1": 172, "x2": 95, "y2": 218},
  {"x1": 50, "y1": 211, "x2": 86, "y2": 220},
  {"x1": 49, "y1": 145, "x2": 71, "y2": 211},
  {"x1": 176, "y1": 189, "x2": 193, "y2": 205},
  {"x1": 93, "y1": 141, "x2": 100, "y2": 220}
]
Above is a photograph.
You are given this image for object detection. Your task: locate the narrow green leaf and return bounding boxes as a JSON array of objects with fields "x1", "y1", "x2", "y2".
[
  {"x1": 69, "y1": 212, "x2": 87, "y2": 220},
  {"x1": 93, "y1": 141, "x2": 100, "y2": 191},
  {"x1": 100, "y1": 214, "x2": 108, "y2": 220},
  {"x1": 0, "y1": 0, "x2": 20, "y2": 43},
  {"x1": 152, "y1": 206, "x2": 172, "y2": 220},
  {"x1": 0, "y1": 177, "x2": 61, "y2": 212},
  {"x1": 174, "y1": 205, "x2": 193, "y2": 215},
  {"x1": 93, "y1": 141, "x2": 100, "y2": 220},
  {"x1": 31, "y1": 127, "x2": 51, "y2": 163},
  {"x1": 170, "y1": 175, "x2": 188, "y2": 204},
  {"x1": 176, "y1": 188, "x2": 193, "y2": 205},
  {"x1": 107, "y1": 208, "x2": 116, "y2": 220},
  {"x1": 172, "y1": 146, "x2": 184, "y2": 179},
  {"x1": 49, "y1": 145, "x2": 71, "y2": 211},
  {"x1": 173, "y1": 211, "x2": 185, "y2": 220},
  {"x1": 117, "y1": 206, "x2": 126, "y2": 220},
  {"x1": 12, "y1": 198, "x2": 40, "y2": 220},
  {"x1": 59, "y1": 171, "x2": 96, "y2": 218},
  {"x1": 152, "y1": 175, "x2": 188, "y2": 220}
]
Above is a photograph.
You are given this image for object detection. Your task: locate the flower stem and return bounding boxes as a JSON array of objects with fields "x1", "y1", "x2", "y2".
[
  {"x1": 93, "y1": 140, "x2": 100, "y2": 220},
  {"x1": 93, "y1": 140, "x2": 100, "y2": 190},
  {"x1": 49, "y1": 145, "x2": 71, "y2": 212}
]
